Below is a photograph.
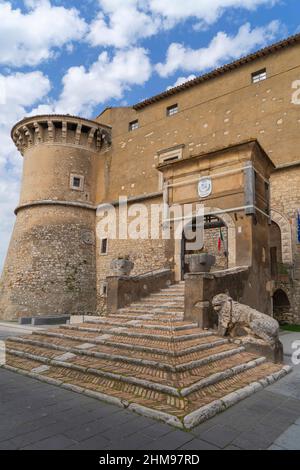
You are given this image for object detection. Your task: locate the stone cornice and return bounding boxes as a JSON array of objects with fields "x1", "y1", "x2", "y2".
[
  {"x1": 15, "y1": 200, "x2": 97, "y2": 215},
  {"x1": 11, "y1": 114, "x2": 111, "y2": 156}
]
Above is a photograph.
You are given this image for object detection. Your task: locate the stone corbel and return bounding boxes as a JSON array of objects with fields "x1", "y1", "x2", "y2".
[
  {"x1": 87, "y1": 127, "x2": 96, "y2": 148},
  {"x1": 47, "y1": 121, "x2": 55, "y2": 143},
  {"x1": 75, "y1": 123, "x2": 82, "y2": 146},
  {"x1": 96, "y1": 129, "x2": 102, "y2": 150},
  {"x1": 33, "y1": 122, "x2": 43, "y2": 144},
  {"x1": 23, "y1": 125, "x2": 34, "y2": 147},
  {"x1": 13, "y1": 131, "x2": 23, "y2": 154},
  {"x1": 16, "y1": 129, "x2": 26, "y2": 154},
  {"x1": 62, "y1": 121, "x2": 67, "y2": 143}
]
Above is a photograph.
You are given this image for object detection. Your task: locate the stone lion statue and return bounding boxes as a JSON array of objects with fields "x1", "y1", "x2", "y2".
[{"x1": 212, "y1": 293, "x2": 280, "y2": 346}]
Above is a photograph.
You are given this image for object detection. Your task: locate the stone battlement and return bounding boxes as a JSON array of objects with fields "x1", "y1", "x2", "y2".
[{"x1": 11, "y1": 114, "x2": 111, "y2": 156}]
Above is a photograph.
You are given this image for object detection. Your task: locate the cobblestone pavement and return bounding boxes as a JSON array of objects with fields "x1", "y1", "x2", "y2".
[{"x1": 0, "y1": 328, "x2": 300, "y2": 450}]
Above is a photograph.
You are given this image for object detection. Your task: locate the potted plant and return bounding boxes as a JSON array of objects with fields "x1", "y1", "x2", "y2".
[
  {"x1": 185, "y1": 250, "x2": 216, "y2": 273},
  {"x1": 111, "y1": 255, "x2": 134, "y2": 276}
]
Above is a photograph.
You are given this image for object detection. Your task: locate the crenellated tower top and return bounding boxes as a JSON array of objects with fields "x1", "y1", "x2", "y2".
[{"x1": 11, "y1": 114, "x2": 111, "y2": 156}]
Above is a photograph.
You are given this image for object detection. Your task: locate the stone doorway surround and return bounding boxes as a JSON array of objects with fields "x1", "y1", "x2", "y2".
[
  {"x1": 174, "y1": 207, "x2": 237, "y2": 281},
  {"x1": 270, "y1": 209, "x2": 293, "y2": 265}
]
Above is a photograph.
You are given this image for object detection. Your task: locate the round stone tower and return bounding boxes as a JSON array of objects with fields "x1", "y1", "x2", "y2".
[{"x1": 0, "y1": 114, "x2": 111, "y2": 320}]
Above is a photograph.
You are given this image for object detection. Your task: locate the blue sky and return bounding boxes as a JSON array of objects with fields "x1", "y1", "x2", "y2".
[{"x1": 0, "y1": 0, "x2": 299, "y2": 268}]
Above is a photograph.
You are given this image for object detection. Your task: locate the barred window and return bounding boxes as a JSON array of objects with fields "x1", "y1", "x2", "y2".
[
  {"x1": 129, "y1": 120, "x2": 139, "y2": 131},
  {"x1": 167, "y1": 104, "x2": 178, "y2": 116},
  {"x1": 252, "y1": 69, "x2": 267, "y2": 84}
]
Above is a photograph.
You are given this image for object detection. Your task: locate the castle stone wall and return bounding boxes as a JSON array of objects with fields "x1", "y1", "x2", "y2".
[{"x1": 0, "y1": 205, "x2": 96, "y2": 320}]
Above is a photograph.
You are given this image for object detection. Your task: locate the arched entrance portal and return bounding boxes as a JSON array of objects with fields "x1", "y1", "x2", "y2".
[
  {"x1": 273, "y1": 289, "x2": 291, "y2": 324},
  {"x1": 270, "y1": 221, "x2": 283, "y2": 278},
  {"x1": 181, "y1": 215, "x2": 229, "y2": 277},
  {"x1": 174, "y1": 207, "x2": 237, "y2": 281},
  {"x1": 270, "y1": 209, "x2": 293, "y2": 265}
]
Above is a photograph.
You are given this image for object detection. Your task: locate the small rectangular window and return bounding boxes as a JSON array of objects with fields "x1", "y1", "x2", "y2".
[
  {"x1": 129, "y1": 120, "x2": 139, "y2": 131},
  {"x1": 167, "y1": 104, "x2": 178, "y2": 116},
  {"x1": 252, "y1": 68, "x2": 267, "y2": 84},
  {"x1": 100, "y1": 238, "x2": 108, "y2": 255},
  {"x1": 72, "y1": 177, "x2": 81, "y2": 188},
  {"x1": 70, "y1": 174, "x2": 84, "y2": 191},
  {"x1": 100, "y1": 281, "x2": 108, "y2": 297}
]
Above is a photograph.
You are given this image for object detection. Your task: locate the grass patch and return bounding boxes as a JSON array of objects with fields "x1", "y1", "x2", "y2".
[{"x1": 281, "y1": 324, "x2": 300, "y2": 332}]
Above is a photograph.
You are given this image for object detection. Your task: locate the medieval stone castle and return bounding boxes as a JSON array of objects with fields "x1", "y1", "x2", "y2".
[{"x1": 1, "y1": 33, "x2": 300, "y2": 325}]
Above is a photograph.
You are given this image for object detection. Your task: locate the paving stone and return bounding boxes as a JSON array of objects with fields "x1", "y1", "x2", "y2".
[
  {"x1": 148, "y1": 430, "x2": 193, "y2": 450},
  {"x1": 232, "y1": 431, "x2": 275, "y2": 450},
  {"x1": 102, "y1": 417, "x2": 154, "y2": 440},
  {"x1": 211, "y1": 410, "x2": 259, "y2": 432},
  {"x1": 0, "y1": 417, "x2": 59, "y2": 442},
  {"x1": 0, "y1": 441, "x2": 18, "y2": 450},
  {"x1": 141, "y1": 423, "x2": 175, "y2": 439},
  {"x1": 224, "y1": 445, "x2": 242, "y2": 450},
  {"x1": 283, "y1": 398, "x2": 300, "y2": 413},
  {"x1": 260, "y1": 407, "x2": 300, "y2": 429},
  {"x1": 273, "y1": 425, "x2": 300, "y2": 450},
  {"x1": 21, "y1": 435, "x2": 78, "y2": 450},
  {"x1": 178, "y1": 439, "x2": 220, "y2": 450},
  {"x1": 67, "y1": 435, "x2": 111, "y2": 450},
  {"x1": 107, "y1": 433, "x2": 156, "y2": 450},
  {"x1": 196, "y1": 424, "x2": 240, "y2": 448},
  {"x1": 63, "y1": 420, "x2": 110, "y2": 441},
  {"x1": 1, "y1": 425, "x2": 63, "y2": 449}
]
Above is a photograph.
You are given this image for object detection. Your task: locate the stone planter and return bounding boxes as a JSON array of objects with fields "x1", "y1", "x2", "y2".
[
  {"x1": 111, "y1": 258, "x2": 134, "y2": 276},
  {"x1": 185, "y1": 253, "x2": 216, "y2": 273}
]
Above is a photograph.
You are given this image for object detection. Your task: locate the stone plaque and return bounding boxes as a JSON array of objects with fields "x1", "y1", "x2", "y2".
[{"x1": 198, "y1": 178, "x2": 212, "y2": 198}]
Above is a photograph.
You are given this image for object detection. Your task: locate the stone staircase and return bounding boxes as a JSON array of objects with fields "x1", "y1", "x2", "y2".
[{"x1": 3, "y1": 282, "x2": 291, "y2": 429}]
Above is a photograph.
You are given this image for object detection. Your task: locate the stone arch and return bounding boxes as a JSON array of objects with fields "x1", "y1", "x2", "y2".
[
  {"x1": 271, "y1": 209, "x2": 293, "y2": 265},
  {"x1": 174, "y1": 207, "x2": 237, "y2": 280},
  {"x1": 273, "y1": 288, "x2": 291, "y2": 323},
  {"x1": 204, "y1": 207, "x2": 237, "y2": 268}
]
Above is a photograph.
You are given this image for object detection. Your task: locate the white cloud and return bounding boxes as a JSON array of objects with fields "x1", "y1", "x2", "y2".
[
  {"x1": 0, "y1": 71, "x2": 51, "y2": 268},
  {"x1": 51, "y1": 47, "x2": 152, "y2": 116},
  {"x1": 156, "y1": 21, "x2": 280, "y2": 77},
  {"x1": 88, "y1": 0, "x2": 160, "y2": 48},
  {"x1": 149, "y1": 0, "x2": 278, "y2": 27},
  {"x1": 167, "y1": 74, "x2": 197, "y2": 90},
  {"x1": 86, "y1": 0, "x2": 278, "y2": 48},
  {"x1": 0, "y1": 0, "x2": 87, "y2": 67}
]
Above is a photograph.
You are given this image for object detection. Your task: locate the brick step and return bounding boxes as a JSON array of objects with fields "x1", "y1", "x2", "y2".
[
  {"x1": 110, "y1": 314, "x2": 184, "y2": 322},
  {"x1": 6, "y1": 336, "x2": 245, "y2": 373},
  {"x1": 5, "y1": 346, "x2": 289, "y2": 428},
  {"x1": 3, "y1": 280, "x2": 292, "y2": 429},
  {"x1": 121, "y1": 304, "x2": 184, "y2": 312},
  {"x1": 118, "y1": 308, "x2": 184, "y2": 315},
  {"x1": 112, "y1": 312, "x2": 184, "y2": 320},
  {"x1": 5, "y1": 342, "x2": 268, "y2": 398},
  {"x1": 30, "y1": 329, "x2": 229, "y2": 357},
  {"x1": 62, "y1": 322, "x2": 202, "y2": 341},
  {"x1": 159, "y1": 288, "x2": 185, "y2": 295},
  {"x1": 85, "y1": 318, "x2": 198, "y2": 331},
  {"x1": 60, "y1": 324, "x2": 203, "y2": 341},
  {"x1": 146, "y1": 295, "x2": 184, "y2": 301}
]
